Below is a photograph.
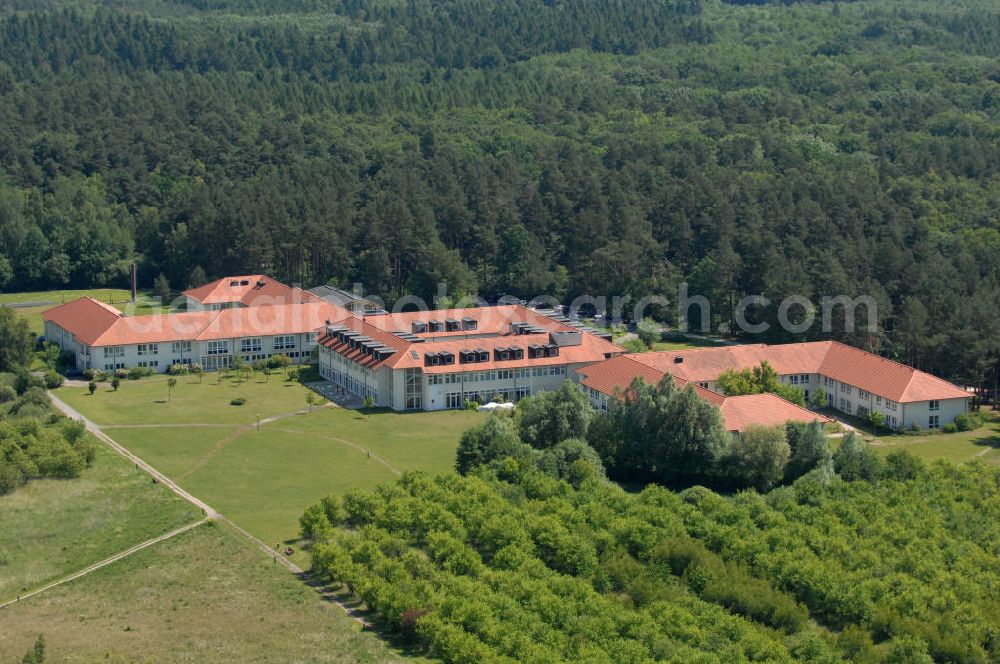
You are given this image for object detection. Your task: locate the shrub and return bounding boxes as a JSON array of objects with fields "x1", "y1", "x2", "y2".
[
  {"x1": 953, "y1": 413, "x2": 981, "y2": 432},
  {"x1": 95, "y1": 370, "x2": 110, "y2": 382},
  {"x1": 942, "y1": 422, "x2": 958, "y2": 434},
  {"x1": 88, "y1": 381, "x2": 97, "y2": 395},
  {"x1": 167, "y1": 363, "x2": 189, "y2": 375},
  {"x1": 114, "y1": 368, "x2": 128, "y2": 379},
  {"x1": 230, "y1": 397, "x2": 246, "y2": 406},
  {"x1": 111, "y1": 377, "x2": 121, "y2": 391},
  {"x1": 43, "y1": 370, "x2": 64, "y2": 389},
  {"x1": 285, "y1": 367, "x2": 301, "y2": 382},
  {"x1": 268, "y1": 354, "x2": 293, "y2": 369},
  {"x1": 81, "y1": 368, "x2": 97, "y2": 381},
  {"x1": 127, "y1": 366, "x2": 153, "y2": 380},
  {"x1": 0, "y1": 384, "x2": 16, "y2": 403}
]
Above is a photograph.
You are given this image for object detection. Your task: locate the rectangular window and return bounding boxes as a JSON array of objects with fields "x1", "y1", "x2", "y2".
[
  {"x1": 171, "y1": 341, "x2": 192, "y2": 354},
  {"x1": 273, "y1": 335, "x2": 296, "y2": 350},
  {"x1": 207, "y1": 340, "x2": 229, "y2": 355},
  {"x1": 137, "y1": 343, "x2": 159, "y2": 356},
  {"x1": 929, "y1": 415, "x2": 940, "y2": 429},
  {"x1": 241, "y1": 338, "x2": 262, "y2": 353},
  {"x1": 404, "y1": 368, "x2": 422, "y2": 410},
  {"x1": 929, "y1": 400, "x2": 940, "y2": 412}
]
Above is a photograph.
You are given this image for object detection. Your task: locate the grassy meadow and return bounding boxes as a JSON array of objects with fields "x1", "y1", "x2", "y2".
[
  {"x1": 0, "y1": 443, "x2": 200, "y2": 602},
  {"x1": 61, "y1": 373, "x2": 484, "y2": 546},
  {"x1": 0, "y1": 521, "x2": 416, "y2": 664},
  {"x1": 868, "y1": 408, "x2": 1000, "y2": 467}
]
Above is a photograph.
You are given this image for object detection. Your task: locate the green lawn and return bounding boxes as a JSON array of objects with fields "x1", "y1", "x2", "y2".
[
  {"x1": 0, "y1": 288, "x2": 168, "y2": 335},
  {"x1": 108, "y1": 404, "x2": 484, "y2": 547},
  {"x1": 63, "y1": 377, "x2": 486, "y2": 547},
  {"x1": 0, "y1": 521, "x2": 415, "y2": 663},
  {"x1": 59, "y1": 374, "x2": 316, "y2": 426},
  {"x1": 0, "y1": 443, "x2": 200, "y2": 601},
  {"x1": 869, "y1": 410, "x2": 1000, "y2": 467}
]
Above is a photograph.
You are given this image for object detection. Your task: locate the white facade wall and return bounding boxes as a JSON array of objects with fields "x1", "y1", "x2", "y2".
[
  {"x1": 46, "y1": 320, "x2": 317, "y2": 375},
  {"x1": 597, "y1": 368, "x2": 968, "y2": 431},
  {"x1": 319, "y1": 346, "x2": 389, "y2": 406},
  {"x1": 319, "y1": 345, "x2": 581, "y2": 411},
  {"x1": 901, "y1": 398, "x2": 967, "y2": 431}
]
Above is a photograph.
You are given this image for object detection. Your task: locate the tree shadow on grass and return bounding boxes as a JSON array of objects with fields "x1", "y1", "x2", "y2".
[
  {"x1": 292, "y1": 569, "x2": 429, "y2": 658},
  {"x1": 972, "y1": 434, "x2": 1000, "y2": 450}
]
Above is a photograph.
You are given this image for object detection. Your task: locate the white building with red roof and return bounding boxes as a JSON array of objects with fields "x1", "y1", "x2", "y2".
[
  {"x1": 577, "y1": 342, "x2": 969, "y2": 432},
  {"x1": 316, "y1": 305, "x2": 622, "y2": 410},
  {"x1": 183, "y1": 275, "x2": 322, "y2": 311},
  {"x1": 43, "y1": 275, "x2": 967, "y2": 430},
  {"x1": 44, "y1": 292, "x2": 352, "y2": 373}
]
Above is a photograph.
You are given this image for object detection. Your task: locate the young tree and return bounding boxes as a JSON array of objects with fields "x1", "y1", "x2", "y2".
[
  {"x1": 187, "y1": 265, "x2": 208, "y2": 289},
  {"x1": 153, "y1": 273, "x2": 171, "y2": 302},
  {"x1": 868, "y1": 410, "x2": 885, "y2": 433},
  {"x1": 723, "y1": 424, "x2": 791, "y2": 491},
  {"x1": 111, "y1": 377, "x2": 120, "y2": 392},
  {"x1": 192, "y1": 363, "x2": 203, "y2": 383},
  {"x1": 517, "y1": 381, "x2": 593, "y2": 449},
  {"x1": 42, "y1": 342, "x2": 60, "y2": 369},
  {"x1": 166, "y1": 377, "x2": 177, "y2": 402},
  {"x1": 88, "y1": 381, "x2": 97, "y2": 395},
  {"x1": 784, "y1": 421, "x2": 831, "y2": 481},
  {"x1": 635, "y1": 317, "x2": 661, "y2": 349},
  {"x1": 20, "y1": 634, "x2": 45, "y2": 664},
  {"x1": 833, "y1": 432, "x2": 884, "y2": 481},
  {"x1": 717, "y1": 361, "x2": 805, "y2": 406},
  {"x1": 0, "y1": 307, "x2": 35, "y2": 372},
  {"x1": 456, "y1": 414, "x2": 531, "y2": 474},
  {"x1": 307, "y1": 391, "x2": 325, "y2": 413},
  {"x1": 809, "y1": 387, "x2": 828, "y2": 410},
  {"x1": 588, "y1": 376, "x2": 729, "y2": 485}
]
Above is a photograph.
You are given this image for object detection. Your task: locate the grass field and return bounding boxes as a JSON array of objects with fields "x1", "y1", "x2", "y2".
[
  {"x1": 0, "y1": 443, "x2": 200, "y2": 602},
  {"x1": 0, "y1": 288, "x2": 167, "y2": 335},
  {"x1": 0, "y1": 521, "x2": 416, "y2": 663},
  {"x1": 59, "y1": 373, "x2": 317, "y2": 426},
  {"x1": 107, "y1": 403, "x2": 484, "y2": 548},
  {"x1": 868, "y1": 408, "x2": 1000, "y2": 467},
  {"x1": 61, "y1": 375, "x2": 484, "y2": 547}
]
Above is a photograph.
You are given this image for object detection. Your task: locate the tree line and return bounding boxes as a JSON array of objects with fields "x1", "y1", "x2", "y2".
[
  {"x1": 0, "y1": 0, "x2": 999, "y2": 391},
  {"x1": 302, "y1": 420, "x2": 998, "y2": 661}
]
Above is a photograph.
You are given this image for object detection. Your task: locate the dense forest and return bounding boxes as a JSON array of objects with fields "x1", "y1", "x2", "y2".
[
  {"x1": 303, "y1": 450, "x2": 1000, "y2": 663},
  {"x1": 1, "y1": 0, "x2": 999, "y2": 387},
  {"x1": 301, "y1": 386, "x2": 1000, "y2": 662}
]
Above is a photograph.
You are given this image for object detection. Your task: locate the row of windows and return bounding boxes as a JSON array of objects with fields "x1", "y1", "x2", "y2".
[
  {"x1": 138, "y1": 360, "x2": 159, "y2": 368},
  {"x1": 788, "y1": 374, "x2": 810, "y2": 384},
  {"x1": 137, "y1": 343, "x2": 159, "y2": 356},
  {"x1": 443, "y1": 387, "x2": 531, "y2": 409},
  {"x1": 425, "y1": 365, "x2": 567, "y2": 386}
]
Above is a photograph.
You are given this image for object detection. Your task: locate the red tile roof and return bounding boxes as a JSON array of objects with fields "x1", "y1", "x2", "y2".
[
  {"x1": 627, "y1": 341, "x2": 967, "y2": 403},
  {"x1": 42, "y1": 297, "x2": 124, "y2": 346},
  {"x1": 318, "y1": 305, "x2": 622, "y2": 371},
  {"x1": 577, "y1": 355, "x2": 828, "y2": 431},
  {"x1": 719, "y1": 393, "x2": 831, "y2": 432},
  {"x1": 183, "y1": 276, "x2": 322, "y2": 307},
  {"x1": 44, "y1": 297, "x2": 352, "y2": 346}
]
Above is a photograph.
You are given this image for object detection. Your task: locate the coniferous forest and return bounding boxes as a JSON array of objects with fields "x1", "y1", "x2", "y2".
[{"x1": 1, "y1": 0, "x2": 1000, "y2": 388}]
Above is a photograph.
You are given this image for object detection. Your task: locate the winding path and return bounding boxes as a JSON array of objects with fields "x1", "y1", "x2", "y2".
[{"x1": 31, "y1": 392, "x2": 375, "y2": 628}]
